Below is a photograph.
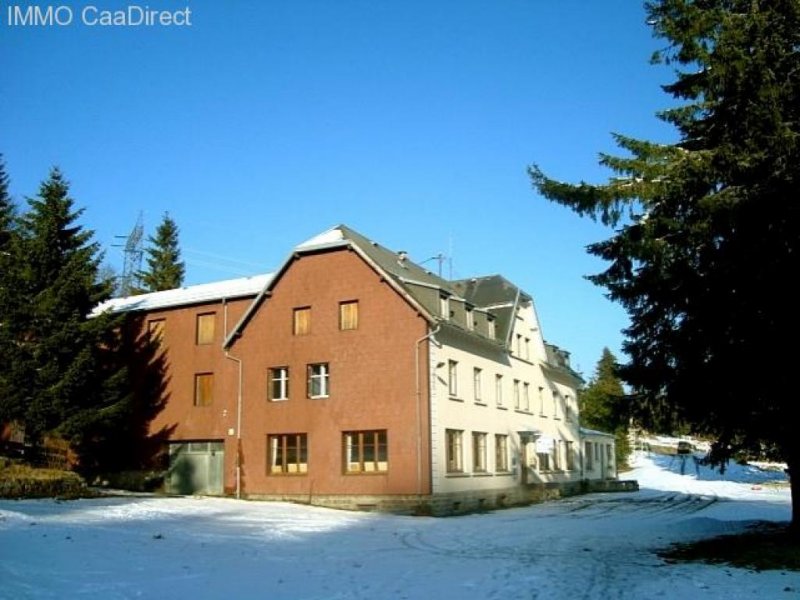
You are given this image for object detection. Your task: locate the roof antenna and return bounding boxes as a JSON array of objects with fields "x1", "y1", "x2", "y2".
[
  {"x1": 113, "y1": 212, "x2": 144, "y2": 296},
  {"x1": 420, "y1": 253, "x2": 447, "y2": 277}
]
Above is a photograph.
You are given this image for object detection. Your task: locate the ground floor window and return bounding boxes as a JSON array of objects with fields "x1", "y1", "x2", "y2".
[
  {"x1": 537, "y1": 451, "x2": 551, "y2": 472},
  {"x1": 446, "y1": 429, "x2": 464, "y2": 473},
  {"x1": 343, "y1": 430, "x2": 387, "y2": 473},
  {"x1": 566, "y1": 441, "x2": 575, "y2": 470},
  {"x1": 495, "y1": 434, "x2": 509, "y2": 472},
  {"x1": 552, "y1": 440, "x2": 561, "y2": 470},
  {"x1": 585, "y1": 441, "x2": 594, "y2": 471},
  {"x1": 267, "y1": 433, "x2": 308, "y2": 474},
  {"x1": 472, "y1": 432, "x2": 487, "y2": 472}
]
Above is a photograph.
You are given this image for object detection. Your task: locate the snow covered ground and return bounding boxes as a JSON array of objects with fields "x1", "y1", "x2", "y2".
[{"x1": 1, "y1": 452, "x2": 796, "y2": 599}]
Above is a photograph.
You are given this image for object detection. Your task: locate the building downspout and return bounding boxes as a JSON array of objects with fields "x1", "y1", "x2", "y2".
[
  {"x1": 415, "y1": 325, "x2": 440, "y2": 496},
  {"x1": 223, "y1": 299, "x2": 244, "y2": 499}
]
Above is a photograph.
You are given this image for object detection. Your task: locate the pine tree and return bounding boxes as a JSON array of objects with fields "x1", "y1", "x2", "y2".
[
  {"x1": 0, "y1": 155, "x2": 23, "y2": 428},
  {"x1": 0, "y1": 155, "x2": 12, "y2": 249},
  {"x1": 580, "y1": 348, "x2": 631, "y2": 469},
  {"x1": 530, "y1": 1, "x2": 800, "y2": 527},
  {"x1": 138, "y1": 213, "x2": 185, "y2": 292},
  {"x1": 13, "y1": 168, "x2": 130, "y2": 463}
]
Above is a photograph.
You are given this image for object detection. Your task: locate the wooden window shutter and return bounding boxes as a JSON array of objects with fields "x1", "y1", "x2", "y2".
[
  {"x1": 339, "y1": 301, "x2": 358, "y2": 330},
  {"x1": 195, "y1": 373, "x2": 214, "y2": 406},
  {"x1": 293, "y1": 307, "x2": 311, "y2": 335},
  {"x1": 196, "y1": 313, "x2": 215, "y2": 345}
]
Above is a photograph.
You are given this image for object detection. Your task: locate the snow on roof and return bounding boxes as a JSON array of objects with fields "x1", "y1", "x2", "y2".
[
  {"x1": 294, "y1": 226, "x2": 347, "y2": 251},
  {"x1": 579, "y1": 427, "x2": 616, "y2": 438},
  {"x1": 92, "y1": 273, "x2": 273, "y2": 315}
]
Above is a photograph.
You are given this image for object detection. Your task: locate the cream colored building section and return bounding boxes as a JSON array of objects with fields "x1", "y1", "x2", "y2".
[{"x1": 429, "y1": 303, "x2": 582, "y2": 495}]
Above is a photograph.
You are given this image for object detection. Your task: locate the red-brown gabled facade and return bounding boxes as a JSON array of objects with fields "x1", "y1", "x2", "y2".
[
  {"x1": 227, "y1": 245, "x2": 432, "y2": 498},
  {"x1": 98, "y1": 225, "x2": 620, "y2": 514}
]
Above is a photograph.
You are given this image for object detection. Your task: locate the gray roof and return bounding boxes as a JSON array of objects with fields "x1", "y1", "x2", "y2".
[
  {"x1": 544, "y1": 342, "x2": 585, "y2": 384},
  {"x1": 334, "y1": 227, "x2": 545, "y2": 347},
  {"x1": 451, "y1": 274, "x2": 531, "y2": 307},
  {"x1": 226, "y1": 225, "x2": 525, "y2": 349}
]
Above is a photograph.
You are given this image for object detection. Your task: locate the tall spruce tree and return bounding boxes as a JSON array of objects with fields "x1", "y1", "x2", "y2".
[
  {"x1": 138, "y1": 212, "x2": 184, "y2": 292},
  {"x1": 530, "y1": 1, "x2": 800, "y2": 527},
  {"x1": 580, "y1": 348, "x2": 631, "y2": 469},
  {"x1": 13, "y1": 168, "x2": 130, "y2": 462},
  {"x1": 0, "y1": 155, "x2": 22, "y2": 427},
  {"x1": 0, "y1": 155, "x2": 12, "y2": 249}
]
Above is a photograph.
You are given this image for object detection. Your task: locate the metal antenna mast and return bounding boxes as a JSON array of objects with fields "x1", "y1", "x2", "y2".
[{"x1": 114, "y1": 213, "x2": 144, "y2": 296}]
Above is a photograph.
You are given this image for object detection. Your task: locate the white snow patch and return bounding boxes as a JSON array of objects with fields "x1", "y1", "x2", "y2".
[
  {"x1": 92, "y1": 273, "x2": 272, "y2": 315},
  {"x1": 0, "y1": 453, "x2": 796, "y2": 599}
]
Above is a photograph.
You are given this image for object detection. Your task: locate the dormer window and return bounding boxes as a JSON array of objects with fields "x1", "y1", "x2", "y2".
[
  {"x1": 465, "y1": 306, "x2": 475, "y2": 331},
  {"x1": 487, "y1": 316, "x2": 496, "y2": 339},
  {"x1": 439, "y1": 294, "x2": 450, "y2": 320}
]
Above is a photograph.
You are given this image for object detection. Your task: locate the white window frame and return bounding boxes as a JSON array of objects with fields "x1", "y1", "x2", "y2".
[
  {"x1": 269, "y1": 367, "x2": 290, "y2": 401},
  {"x1": 466, "y1": 307, "x2": 475, "y2": 331},
  {"x1": 446, "y1": 429, "x2": 464, "y2": 473},
  {"x1": 440, "y1": 294, "x2": 450, "y2": 320},
  {"x1": 307, "y1": 363, "x2": 330, "y2": 398},
  {"x1": 448, "y1": 360, "x2": 458, "y2": 397},
  {"x1": 472, "y1": 432, "x2": 487, "y2": 473},
  {"x1": 473, "y1": 367, "x2": 483, "y2": 403},
  {"x1": 495, "y1": 434, "x2": 509, "y2": 472}
]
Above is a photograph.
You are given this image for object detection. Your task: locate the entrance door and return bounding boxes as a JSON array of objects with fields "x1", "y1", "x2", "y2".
[{"x1": 168, "y1": 441, "x2": 224, "y2": 495}]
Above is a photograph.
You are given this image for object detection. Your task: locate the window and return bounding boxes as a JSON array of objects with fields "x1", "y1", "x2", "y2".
[
  {"x1": 448, "y1": 360, "x2": 458, "y2": 397},
  {"x1": 516, "y1": 333, "x2": 522, "y2": 355},
  {"x1": 147, "y1": 319, "x2": 165, "y2": 345},
  {"x1": 539, "y1": 386, "x2": 546, "y2": 416},
  {"x1": 487, "y1": 316, "x2": 496, "y2": 339},
  {"x1": 566, "y1": 441, "x2": 575, "y2": 470},
  {"x1": 552, "y1": 440, "x2": 561, "y2": 470},
  {"x1": 194, "y1": 373, "x2": 213, "y2": 406},
  {"x1": 439, "y1": 294, "x2": 450, "y2": 320},
  {"x1": 495, "y1": 435, "x2": 509, "y2": 472},
  {"x1": 524, "y1": 338, "x2": 531, "y2": 360},
  {"x1": 513, "y1": 380, "x2": 521, "y2": 410},
  {"x1": 267, "y1": 433, "x2": 308, "y2": 474},
  {"x1": 293, "y1": 306, "x2": 311, "y2": 335},
  {"x1": 339, "y1": 300, "x2": 358, "y2": 330},
  {"x1": 585, "y1": 441, "x2": 594, "y2": 471},
  {"x1": 343, "y1": 430, "x2": 387, "y2": 473},
  {"x1": 523, "y1": 383, "x2": 531, "y2": 412},
  {"x1": 553, "y1": 390, "x2": 559, "y2": 419},
  {"x1": 472, "y1": 432, "x2": 487, "y2": 472},
  {"x1": 473, "y1": 368, "x2": 483, "y2": 403},
  {"x1": 196, "y1": 312, "x2": 215, "y2": 345},
  {"x1": 268, "y1": 367, "x2": 289, "y2": 401},
  {"x1": 445, "y1": 429, "x2": 463, "y2": 473},
  {"x1": 465, "y1": 307, "x2": 474, "y2": 331},
  {"x1": 537, "y1": 451, "x2": 551, "y2": 472},
  {"x1": 495, "y1": 374, "x2": 503, "y2": 407},
  {"x1": 565, "y1": 394, "x2": 573, "y2": 422},
  {"x1": 307, "y1": 363, "x2": 329, "y2": 398}
]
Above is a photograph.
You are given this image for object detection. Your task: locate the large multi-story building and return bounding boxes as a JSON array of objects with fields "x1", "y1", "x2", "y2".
[{"x1": 98, "y1": 225, "x2": 618, "y2": 514}]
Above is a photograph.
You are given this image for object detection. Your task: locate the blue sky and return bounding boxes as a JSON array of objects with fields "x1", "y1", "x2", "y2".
[{"x1": 2, "y1": 1, "x2": 677, "y2": 377}]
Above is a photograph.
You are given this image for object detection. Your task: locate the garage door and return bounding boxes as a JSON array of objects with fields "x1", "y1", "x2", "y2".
[{"x1": 168, "y1": 441, "x2": 224, "y2": 495}]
